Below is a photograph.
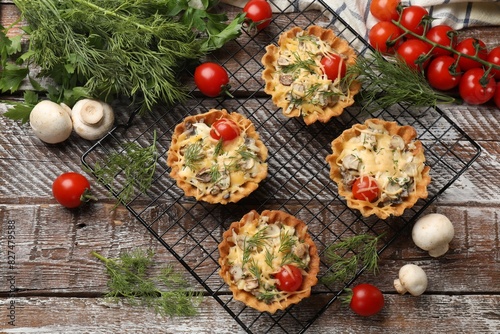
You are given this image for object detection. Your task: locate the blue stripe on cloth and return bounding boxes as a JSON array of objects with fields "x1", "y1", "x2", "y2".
[{"x1": 463, "y1": 2, "x2": 473, "y2": 26}]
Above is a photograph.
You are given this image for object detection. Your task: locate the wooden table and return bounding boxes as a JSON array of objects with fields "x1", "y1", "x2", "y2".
[{"x1": 1, "y1": 2, "x2": 499, "y2": 333}]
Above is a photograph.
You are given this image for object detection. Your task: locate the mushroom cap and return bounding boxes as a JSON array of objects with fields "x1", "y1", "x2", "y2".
[
  {"x1": 71, "y1": 99, "x2": 115, "y2": 140},
  {"x1": 412, "y1": 213, "x2": 454, "y2": 257},
  {"x1": 394, "y1": 264, "x2": 428, "y2": 296},
  {"x1": 29, "y1": 100, "x2": 73, "y2": 144}
]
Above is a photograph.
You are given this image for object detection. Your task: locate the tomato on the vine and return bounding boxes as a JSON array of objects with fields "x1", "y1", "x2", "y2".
[
  {"x1": 348, "y1": 284, "x2": 385, "y2": 317},
  {"x1": 459, "y1": 68, "x2": 496, "y2": 105},
  {"x1": 487, "y1": 46, "x2": 500, "y2": 80},
  {"x1": 352, "y1": 176, "x2": 379, "y2": 202},
  {"x1": 426, "y1": 55, "x2": 462, "y2": 91},
  {"x1": 369, "y1": 21, "x2": 403, "y2": 54},
  {"x1": 210, "y1": 118, "x2": 240, "y2": 142},
  {"x1": 52, "y1": 172, "x2": 93, "y2": 209},
  {"x1": 194, "y1": 62, "x2": 230, "y2": 98},
  {"x1": 369, "y1": 0, "x2": 400, "y2": 22},
  {"x1": 321, "y1": 54, "x2": 347, "y2": 80},
  {"x1": 425, "y1": 24, "x2": 457, "y2": 56},
  {"x1": 396, "y1": 39, "x2": 431, "y2": 70},
  {"x1": 399, "y1": 5, "x2": 429, "y2": 37},
  {"x1": 275, "y1": 264, "x2": 303, "y2": 292},
  {"x1": 243, "y1": 0, "x2": 272, "y2": 31},
  {"x1": 454, "y1": 38, "x2": 488, "y2": 71}
]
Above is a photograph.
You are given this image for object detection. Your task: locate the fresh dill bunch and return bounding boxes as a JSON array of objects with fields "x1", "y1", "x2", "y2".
[
  {"x1": 91, "y1": 249, "x2": 202, "y2": 317},
  {"x1": 321, "y1": 234, "x2": 383, "y2": 285},
  {"x1": 350, "y1": 51, "x2": 455, "y2": 111},
  {"x1": 91, "y1": 131, "x2": 158, "y2": 205}
]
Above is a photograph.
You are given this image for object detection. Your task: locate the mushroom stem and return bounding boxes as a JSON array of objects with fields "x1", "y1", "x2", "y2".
[{"x1": 79, "y1": 100, "x2": 104, "y2": 125}]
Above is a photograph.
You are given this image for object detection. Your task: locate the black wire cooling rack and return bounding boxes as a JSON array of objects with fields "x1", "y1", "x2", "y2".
[{"x1": 81, "y1": 1, "x2": 481, "y2": 333}]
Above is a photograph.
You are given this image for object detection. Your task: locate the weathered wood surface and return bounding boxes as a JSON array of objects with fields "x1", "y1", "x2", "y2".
[{"x1": 1, "y1": 1, "x2": 500, "y2": 333}]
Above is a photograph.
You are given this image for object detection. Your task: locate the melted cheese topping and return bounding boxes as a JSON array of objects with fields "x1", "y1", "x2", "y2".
[
  {"x1": 273, "y1": 32, "x2": 350, "y2": 117},
  {"x1": 337, "y1": 121, "x2": 425, "y2": 205},
  {"x1": 174, "y1": 121, "x2": 265, "y2": 199},
  {"x1": 226, "y1": 216, "x2": 311, "y2": 304}
]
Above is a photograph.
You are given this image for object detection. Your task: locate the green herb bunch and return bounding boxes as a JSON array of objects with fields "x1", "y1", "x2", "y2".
[
  {"x1": 92, "y1": 249, "x2": 202, "y2": 317},
  {"x1": 9, "y1": 0, "x2": 244, "y2": 112},
  {"x1": 321, "y1": 234, "x2": 382, "y2": 285}
]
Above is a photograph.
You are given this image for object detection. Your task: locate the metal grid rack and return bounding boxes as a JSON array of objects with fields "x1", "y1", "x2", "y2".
[{"x1": 81, "y1": 1, "x2": 481, "y2": 333}]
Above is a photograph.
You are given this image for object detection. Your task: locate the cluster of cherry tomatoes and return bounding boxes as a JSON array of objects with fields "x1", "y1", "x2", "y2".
[{"x1": 368, "y1": 0, "x2": 500, "y2": 109}]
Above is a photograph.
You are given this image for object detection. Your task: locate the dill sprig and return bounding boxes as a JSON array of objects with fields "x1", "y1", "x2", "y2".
[
  {"x1": 184, "y1": 141, "x2": 204, "y2": 171},
  {"x1": 321, "y1": 234, "x2": 383, "y2": 285},
  {"x1": 350, "y1": 51, "x2": 455, "y2": 111},
  {"x1": 91, "y1": 249, "x2": 202, "y2": 317},
  {"x1": 242, "y1": 226, "x2": 269, "y2": 265},
  {"x1": 91, "y1": 131, "x2": 158, "y2": 205}
]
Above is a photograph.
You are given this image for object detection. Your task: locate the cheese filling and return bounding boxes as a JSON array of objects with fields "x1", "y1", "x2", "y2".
[
  {"x1": 174, "y1": 120, "x2": 265, "y2": 199},
  {"x1": 273, "y1": 32, "x2": 351, "y2": 116},
  {"x1": 226, "y1": 216, "x2": 311, "y2": 304},
  {"x1": 337, "y1": 120, "x2": 426, "y2": 206}
]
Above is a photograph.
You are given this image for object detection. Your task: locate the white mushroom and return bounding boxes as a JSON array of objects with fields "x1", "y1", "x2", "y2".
[
  {"x1": 394, "y1": 264, "x2": 428, "y2": 296},
  {"x1": 71, "y1": 99, "x2": 114, "y2": 140},
  {"x1": 412, "y1": 213, "x2": 455, "y2": 257},
  {"x1": 29, "y1": 100, "x2": 73, "y2": 144}
]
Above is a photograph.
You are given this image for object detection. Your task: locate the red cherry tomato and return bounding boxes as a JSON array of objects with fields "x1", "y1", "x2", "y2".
[
  {"x1": 494, "y1": 82, "x2": 500, "y2": 109},
  {"x1": 349, "y1": 284, "x2": 385, "y2": 317},
  {"x1": 243, "y1": 0, "x2": 272, "y2": 31},
  {"x1": 369, "y1": 0, "x2": 400, "y2": 22},
  {"x1": 459, "y1": 68, "x2": 496, "y2": 105},
  {"x1": 425, "y1": 25, "x2": 457, "y2": 56},
  {"x1": 369, "y1": 21, "x2": 403, "y2": 54},
  {"x1": 321, "y1": 55, "x2": 347, "y2": 80},
  {"x1": 487, "y1": 46, "x2": 500, "y2": 80},
  {"x1": 396, "y1": 39, "x2": 431, "y2": 70},
  {"x1": 454, "y1": 38, "x2": 488, "y2": 72},
  {"x1": 399, "y1": 5, "x2": 429, "y2": 37},
  {"x1": 209, "y1": 118, "x2": 240, "y2": 142},
  {"x1": 352, "y1": 176, "x2": 379, "y2": 202},
  {"x1": 52, "y1": 172, "x2": 92, "y2": 209},
  {"x1": 426, "y1": 55, "x2": 462, "y2": 91},
  {"x1": 275, "y1": 264, "x2": 303, "y2": 292},
  {"x1": 194, "y1": 62, "x2": 230, "y2": 97}
]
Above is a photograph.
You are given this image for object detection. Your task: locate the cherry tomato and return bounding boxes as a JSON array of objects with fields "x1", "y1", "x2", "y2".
[
  {"x1": 369, "y1": 0, "x2": 400, "y2": 22},
  {"x1": 321, "y1": 55, "x2": 347, "y2": 80},
  {"x1": 243, "y1": 0, "x2": 272, "y2": 31},
  {"x1": 349, "y1": 284, "x2": 385, "y2": 317},
  {"x1": 459, "y1": 68, "x2": 496, "y2": 105},
  {"x1": 454, "y1": 38, "x2": 488, "y2": 72},
  {"x1": 425, "y1": 25, "x2": 457, "y2": 56},
  {"x1": 426, "y1": 55, "x2": 462, "y2": 91},
  {"x1": 487, "y1": 46, "x2": 500, "y2": 80},
  {"x1": 494, "y1": 82, "x2": 500, "y2": 109},
  {"x1": 352, "y1": 176, "x2": 379, "y2": 202},
  {"x1": 396, "y1": 39, "x2": 431, "y2": 70},
  {"x1": 194, "y1": 62, "x2": 230, "y2": 98},
  {"x1": 368, "y1": 21, "x2": 403, "y2": 54},
  {"x1": 209, "y1": 118, "x2": 240, "y2": 142},
  {"x1": 52, "y1": 172, "x2": 92, "y2": 209},
  {"x1": 275, "y1": 264, "x2": 303, "y2": 292},
  {"x1": 399, "y1": 5, "x2": 429, "y2": 37}
]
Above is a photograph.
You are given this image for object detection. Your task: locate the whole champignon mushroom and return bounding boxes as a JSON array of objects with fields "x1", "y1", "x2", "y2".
[
  {"x1": 394, "y1": 264, "x2": 428, "y2": 296},
  {"x1": 29, "y1": 100, "x2": 73, "y2": 144},
  {"x1": 71, "y1": 99, "x2": 114, "y2": 140},
  {"x1": 412, "y1": 213, "x2": 455, "y2": 257}
]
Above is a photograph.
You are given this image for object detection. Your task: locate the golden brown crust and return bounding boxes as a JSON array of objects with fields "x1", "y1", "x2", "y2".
[
  {"x1": 261, "y1": 25, "x2": 361, "y2": 125},
  {"x1": 167, "y1": 109, "x2": 268, "y2": 204},
  {"x1": 325, "y1": 119, "x2": 431, "y2": 219},
  {"x1": 218, "y1": 210, "x2": 320, "y2": 314}
]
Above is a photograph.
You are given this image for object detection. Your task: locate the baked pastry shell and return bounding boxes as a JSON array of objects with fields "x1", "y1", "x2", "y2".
[
  {"x1": 261, "y1": 25, "x2": 361, "y2": 125},
  {"x1": 218, "y1": 210, "x2": 320, "y2": 314},
  {"x1": 325, "y1": 118, "x2": 431, "y2": 219},
  {"x1": 167, "y1": 109, "x2": 268, "y2": 204}
]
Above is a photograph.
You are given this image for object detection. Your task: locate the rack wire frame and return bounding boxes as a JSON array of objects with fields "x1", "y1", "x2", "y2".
[{"x1": 81, "y1": 2, "x2": 482, "y2": 333}]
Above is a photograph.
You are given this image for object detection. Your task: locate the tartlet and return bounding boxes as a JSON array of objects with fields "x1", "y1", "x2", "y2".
[
  {"x1": 218, "y1": 210, "x2": 320, "y2": 314},
  {"x1": 167, "y1": 109, "x2": 268, "y2": 204},
  {"x1": 261, "y1": 25, "x2": 361, "y2": 125},
  {"x1": 325, "y1": 119, "x2": 431, "y2": 219}
]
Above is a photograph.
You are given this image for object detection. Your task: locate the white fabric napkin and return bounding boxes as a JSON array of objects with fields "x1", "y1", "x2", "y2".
[{"x1": 224, "y1": 0, "x2": 500, "y2": 40}]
